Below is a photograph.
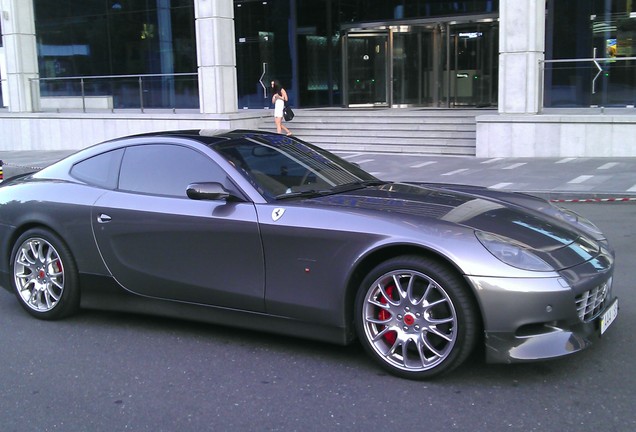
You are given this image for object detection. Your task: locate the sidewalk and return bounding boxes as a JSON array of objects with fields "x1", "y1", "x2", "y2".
[
  {"x1": 340, "y1": 152, "x2": 636, "y2": 203},
  {"x1": 2, "y1": 149, "x2": 636, "y2": 203}
]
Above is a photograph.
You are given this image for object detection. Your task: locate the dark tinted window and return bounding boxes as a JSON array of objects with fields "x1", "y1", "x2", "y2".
[
  {"x1": 70, "y1": 148, "x2": 124, "y2": 189},
  {"x1": 119, "y1": 144, "x2": 225, "y2": 197}
]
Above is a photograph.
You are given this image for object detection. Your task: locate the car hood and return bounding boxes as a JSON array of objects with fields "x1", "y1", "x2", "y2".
[{"x1": 308, "y1": 182, "x2": 604, "y2": 271}]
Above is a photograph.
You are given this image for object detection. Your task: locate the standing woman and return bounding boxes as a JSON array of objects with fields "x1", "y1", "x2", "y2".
[{"x1": 271, "y1": 80, "x2": 292, "y2": 136}]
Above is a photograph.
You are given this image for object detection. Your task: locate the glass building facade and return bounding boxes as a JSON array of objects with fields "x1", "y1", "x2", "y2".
[
  {"x1": 18, "y1": 0, "x2": 636, "y2": 111},
  {"x1": 0, "y1": 18, "x2": 4, "y2": 107},
  {"x1": 544, "y1": 0, "x2": 636, "y2": 108},
  {"x1": 235, "y1": 0, "x2": 499, "y2": 109},
  {"x1": 33, "y1": 0, "x2": 198, "y2": 109}
]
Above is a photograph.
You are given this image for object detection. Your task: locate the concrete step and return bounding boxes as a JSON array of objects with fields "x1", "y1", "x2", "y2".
[
  {"x1": 259, "y1": 108, "x2": 485, "y2": 155},
  {"x1": 260, "y1": 126, "x2": 475, "y2": 139},
  {"x1": 305, "y1": 134, "x2": 475, "y2": 145},
  {"x1": 300, "y1": 108, "x2": 488, "y2": 117},
  {"x1": 261, "y1": 121, "x2": 476, "y2": 131},
  {"x1": 319, "y1": 144, "x2": 476, "y2": 155},
  {"x1": 274, "y1": 113, "x2": 479, "y2": 124}
]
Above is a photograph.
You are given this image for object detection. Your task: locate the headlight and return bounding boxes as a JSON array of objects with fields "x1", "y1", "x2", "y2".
[{"x1": 475, "y1": 231, "x2": 553, "y2": 272}]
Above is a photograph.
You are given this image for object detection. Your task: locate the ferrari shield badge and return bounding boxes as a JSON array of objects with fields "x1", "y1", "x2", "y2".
[{"x1": 272, "y1": 208, "x2": 286, "y2": 221}]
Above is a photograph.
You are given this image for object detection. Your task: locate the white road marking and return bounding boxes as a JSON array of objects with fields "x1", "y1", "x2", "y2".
[
  {"x1": 481, "y1": 158, "x2": 504, "y2": 164},
  {"x1": 556, "y1": 158, "x2": 576, "y2": 164},
  {"x1": 568, "y1": 175, "x2": 594, "y2": 184},
  {"x1": 340, "y1": 153, "x2": 363, "y2": 159},
  {"x1": 627, "y1": 184, "x2": 636, "y2": 192},
  {"x1": 597, "y1": 162, "x2": 619, "y2": 170},
  {"x1": 489, "y1": 182, "x2": 514, "y2": 189},
  {"x1": 410, "y1": 161, "x2": 437, "y2": 168},
  {"x1": 442, "y1": 169, "x2": 469, "y2": 176},
  {"x1": 502, "y1": 162, "x2": 527, "y2": 170}
]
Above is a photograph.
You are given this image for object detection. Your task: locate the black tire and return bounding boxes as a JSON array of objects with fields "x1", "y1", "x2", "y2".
[
  {"x1": 354, "y1": 255, "x2": 478, "y2": 379},
  {"x1": 10, "y1": 228, "x2": 80, "y2": 320}
]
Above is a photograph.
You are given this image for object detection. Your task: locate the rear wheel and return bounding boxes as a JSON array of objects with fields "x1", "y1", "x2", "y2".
[
  {"x1": 355, "y1": 255, "x2": 478, "y2": 379},
  {"x1": 10, "y1": 228, "x2": 80, "y2": 320}
]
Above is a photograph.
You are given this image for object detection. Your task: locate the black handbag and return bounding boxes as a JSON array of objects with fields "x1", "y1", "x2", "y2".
[{"x1": 283, "y1": 105, "x2": 295, "y2": 121}]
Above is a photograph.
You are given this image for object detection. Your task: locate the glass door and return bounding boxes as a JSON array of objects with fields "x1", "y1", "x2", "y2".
[
  {"x1": 344, "y1": 32, "x2": 389, "y2": 106},
  {"x1": 445, "y1": 22, "x2": 498, "y2": 107},
  {"x1": 392, "y1": 25, "x2": 441, "y2": 107},
  {"x1": 343, "y1": 20, "x2": 498, "y2": 108},
  {"x1": 234, "y1": 1, "x2": 276, "y2": 109}
]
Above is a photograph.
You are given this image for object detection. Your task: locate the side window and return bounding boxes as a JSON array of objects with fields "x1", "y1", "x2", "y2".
[
  {"x1": 118, "y1": 144, "x2": 226, "y2": 197},
  {"x1": 70, "y1": 149, "x2": 124, "y2": 189},
  {"x1": 217, "y1": 140, "x2": 316, "y2": 197}
]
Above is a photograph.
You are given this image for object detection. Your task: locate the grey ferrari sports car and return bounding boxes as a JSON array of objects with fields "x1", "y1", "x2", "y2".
[{"x1": 0, "y1": 130, "x2": 618, "y2": 379}]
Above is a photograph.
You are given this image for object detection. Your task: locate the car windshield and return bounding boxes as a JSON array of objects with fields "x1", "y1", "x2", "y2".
[{"x1": 213, "y1": 134, "x2": 380, "y2": 200}]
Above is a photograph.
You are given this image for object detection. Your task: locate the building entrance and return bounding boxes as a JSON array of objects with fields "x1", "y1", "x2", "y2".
[
  {"x1": 345, "y1": 32, "x2": 390, "y2": 106},
  {"x1": 343, "y1": 20, "x2": 498, "y2": 108}
]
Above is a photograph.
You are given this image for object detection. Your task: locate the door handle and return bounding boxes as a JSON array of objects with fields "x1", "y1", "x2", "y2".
[{"x1": 97, "y1": 213, "x2": 112, "y2": 223}]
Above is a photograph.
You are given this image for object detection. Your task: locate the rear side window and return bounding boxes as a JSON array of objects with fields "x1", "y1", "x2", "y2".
[
  {"x1": 70, "y1": 149, "x2": 124, "y2": 189},
  {"x1": 118, "y1": 144, "x2": 226, "y2": 197}
]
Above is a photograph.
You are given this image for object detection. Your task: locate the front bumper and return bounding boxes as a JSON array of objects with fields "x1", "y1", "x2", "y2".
[
  {"x1": 467, "y1": 273, "x2": 616, "y2": 364},
  {"x1": 484, "y1": 301, "x2": 617, "y2": 363}
]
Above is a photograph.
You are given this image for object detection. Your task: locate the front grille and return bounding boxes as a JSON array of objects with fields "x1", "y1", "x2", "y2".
[{"x1": 575, "y1": 278, "x2": 611, "y2": 322}]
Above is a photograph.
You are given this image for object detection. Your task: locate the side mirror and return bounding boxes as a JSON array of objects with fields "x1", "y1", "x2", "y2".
[{"x1": 187, "y1": 182, "x2": 234, "y2": 201}]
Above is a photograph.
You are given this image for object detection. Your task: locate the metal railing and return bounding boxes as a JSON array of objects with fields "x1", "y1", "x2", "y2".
[
  {"x1": 540, "y1": 56, "x2": 636, "y2": 111},
  {"x1": 29, "y1": 72, "x2": 199, "y2": 113}
]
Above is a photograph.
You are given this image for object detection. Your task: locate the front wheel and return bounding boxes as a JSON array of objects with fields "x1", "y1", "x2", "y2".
[
  {"x1": 10, "y1": 228, "x2": 80, "y2": 320},
  {"x1": 355, "y1": 255, "x2": 478, "y2": 379}
]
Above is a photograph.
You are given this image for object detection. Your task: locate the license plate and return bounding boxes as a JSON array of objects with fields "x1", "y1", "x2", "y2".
[{"x1": 600, "y1": 298, "x2": 618, "y2": 335}]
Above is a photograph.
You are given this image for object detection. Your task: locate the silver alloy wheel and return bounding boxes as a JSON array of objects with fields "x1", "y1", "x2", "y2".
[
  {"x1": 361, "y1": 269, "x2": 458, "y2": 372},
  {"x1": 13, "y1": 237, "x2": 65, "y2": 313}
]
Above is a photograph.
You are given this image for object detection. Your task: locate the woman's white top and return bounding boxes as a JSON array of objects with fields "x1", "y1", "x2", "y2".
[{"x1": 274, "y1": 97, "x2": 285, "y2": 118}]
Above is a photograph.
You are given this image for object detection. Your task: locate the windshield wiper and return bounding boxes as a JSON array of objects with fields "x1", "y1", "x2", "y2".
[
  {"x1": 274, "y1": 180, "x2": 387, "y2": 200},
  {"x1": 330, "y1": 180, "x2": 388, "y2": 193},
  {"x1": 274, "y1": 189, "x2": 331, "y2": 200}
]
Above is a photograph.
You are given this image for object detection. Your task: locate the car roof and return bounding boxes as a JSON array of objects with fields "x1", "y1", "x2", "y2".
[
  {"x1": 124, "y1": 129, "x2": 283, "y2": 147},
  {"x1": 30, "y1": 129, "x2": 286, "y2": 182}
]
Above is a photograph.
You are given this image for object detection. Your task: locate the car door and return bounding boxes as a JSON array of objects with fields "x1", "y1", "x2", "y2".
[{"x1": 91, "y1": 143, "x2": 265, "y2": 312}]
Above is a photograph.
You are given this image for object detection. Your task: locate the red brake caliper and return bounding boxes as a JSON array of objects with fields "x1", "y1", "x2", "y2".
[{"x1": 378, "y1": 285, "x2": 397, "y2": 345}]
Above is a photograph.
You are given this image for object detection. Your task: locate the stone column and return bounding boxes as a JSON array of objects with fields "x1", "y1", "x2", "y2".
[
  {"x1": 194, "y1": 0, "x2": 237, "y2": 114},
  {"x1": 498, "y1": 0, "x2": 546, "y2": 114},
  {"x1": 0, "y1": 0, "x2": 39, "y2": 112}
]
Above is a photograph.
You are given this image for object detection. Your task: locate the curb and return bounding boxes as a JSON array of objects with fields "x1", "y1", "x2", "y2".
[
  {"x1": 2, "y1": 161, "x2": 47, "y2": 171},
  {"x1": 527, "y1": 190, "x2": 636, "y2": 204},
  {"x1": 549, "y1": 197, "x2": 636, "y2": 203}
]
